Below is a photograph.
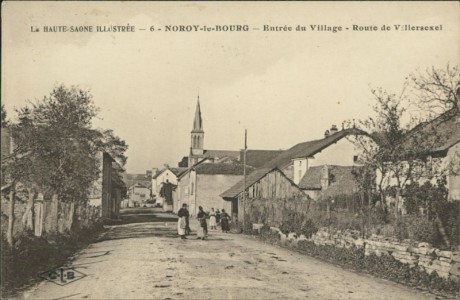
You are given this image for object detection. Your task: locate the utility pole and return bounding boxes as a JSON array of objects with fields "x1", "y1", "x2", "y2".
[{"x1": 242, "y1": 129, "x2": 247, "y2": 232}]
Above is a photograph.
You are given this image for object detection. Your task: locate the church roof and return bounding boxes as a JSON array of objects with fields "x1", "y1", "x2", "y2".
[
  {"x1": 195, "y1": 163, "x2": 253, "y2": 175},
  {"x1": 204, "y1": 149, "x2": 240, "y2": 159},
  {"x1": 192, "y1": 97, "x2": 204, "y2": 133}
]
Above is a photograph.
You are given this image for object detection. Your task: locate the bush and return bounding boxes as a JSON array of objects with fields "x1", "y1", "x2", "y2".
[
  {"x1": 0, "y1": 224, "x2": 104, "y2": 297},
  {"x1": 404, "y1": 215, "x2": 437, "y2": 244}
]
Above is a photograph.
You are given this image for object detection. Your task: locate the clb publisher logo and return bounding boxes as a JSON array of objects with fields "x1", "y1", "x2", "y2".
[{"x1": 39, "y1": 267, "x2": 86, "y2": 286}]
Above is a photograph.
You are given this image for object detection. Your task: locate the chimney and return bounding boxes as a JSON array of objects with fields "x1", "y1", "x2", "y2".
[
  {"x1": 320, "y1": 165, "x2": 329, "y2": 190},
  {"x1": 324, "y1": 130, "x2": 330, "y2": 138},
  {"x1": 330, "y1": 124, "x2": 338, "y2": 134}
]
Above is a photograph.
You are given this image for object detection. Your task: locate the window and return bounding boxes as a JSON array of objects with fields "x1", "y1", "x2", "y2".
[
  {"x1": 353, "y1": 155, "x2": 358, "y2": 163},
  {"x1": 299, "y1": 160, "x2": 302, "y2": 166},
  {"x1": 191, "y1": 182, "x2": 194, "y2": 195},
  {"x1": 298, "y1": 170, "x2": 302, "y2": 180}
]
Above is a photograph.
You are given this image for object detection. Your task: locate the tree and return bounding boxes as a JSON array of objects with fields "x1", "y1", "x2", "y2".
[
  {"x1": 352, "y1": 87, "x2": 446, "y2": 217},
  {"x1": 7, "y1": 84, "x2": 128, "y2": 236},
  {"x1": 11, "y1": 85, "x2": 101, "y2": 203},
  {"x1": 409, "y1": 64, "x2": 460, "y2": 115},
  {"x1": 351, "y1": 65, "x2": 459, "y2": 247},
  {"x1": 97, "y1": 129, "x2": 128, "y2": 168},
  {"x1": 1, "y1": 104, "x2": 9, "y2": 127},
  {"x1": 1, "y1": 104, "x2": 16, "y2": 247}
]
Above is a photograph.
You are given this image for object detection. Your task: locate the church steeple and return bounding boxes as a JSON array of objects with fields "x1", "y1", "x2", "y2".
[
  {"x1": 192, "y1": 97, "x2": 204, "y2": 133},
  {"x1": 190, "y1": 96, "x2": 204, "y2": 163}
]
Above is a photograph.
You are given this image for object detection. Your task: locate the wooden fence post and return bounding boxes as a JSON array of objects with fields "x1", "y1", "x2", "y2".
[
  {"x1": 23, "y1": 189, "x2": 35, "y2": 232},
  {"x1": 34, "y1": 202, "x2": 44, "y2": 237},
  {"x1": 7, "y1": 184, "x2": 16, "y2": 248},
  {"x1": 51, "y1": 193, "x2": 59, "y2": 234}
]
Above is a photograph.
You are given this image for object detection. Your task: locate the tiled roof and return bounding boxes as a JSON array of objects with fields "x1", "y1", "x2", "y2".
[
  {"x1": 152, "y1": 171, "x2": 162, "y2": 179},
  {"x1": 152, "y1": 167, "x2": 188, "y2": 179},
  {"x1": 241, "y1": 150, "x2": 284, "y2": 168},
  {"x1": 401, "y1": 109, "x2": 460, "y2": 154},
  {"x1": 263, "y1": 128, "x2": 367, "y2": 169},
  {"x1": 170, "y1": 167, "x2": 188, "y2": 176},
  {"x1": 204, "y1": 149, "x2": 240, "y2": 159},
  {"x1": 195, "y1": 163, "x2": 254, "y2": 176},
  {"x1": 298, "y1": 166, "x2": 323, "y2": 190},
  {"x1": 220, "y1": 168, "x2": 273, "y2": 198},
  {"x1": 129, "y1": 183, "x2": 150, "y2": 189},
  {"x1": 299, "y1": 165, "x2": 360, "y2": 197}
]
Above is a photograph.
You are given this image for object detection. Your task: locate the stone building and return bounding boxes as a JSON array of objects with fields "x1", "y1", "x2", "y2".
[{"x1": 175, "y1": 161, "x2": 253, "y2": 216}]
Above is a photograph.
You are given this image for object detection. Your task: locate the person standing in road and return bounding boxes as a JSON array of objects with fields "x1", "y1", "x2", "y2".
[
  {"x1": 216, "y1": 209, "x2": 221, "y2": 226},
  {"x1": 209, "y1": 208, "x2": 217, "y2": 230},
  {"x1": 220, "y1": 209, "x2": 231, "y2": 233},
  {"x1": 177, "y1": 203, "x2": 189, "y2": 240},
  {"x1": 197, "y1": 206, "x2": 208, "y2": 240}
]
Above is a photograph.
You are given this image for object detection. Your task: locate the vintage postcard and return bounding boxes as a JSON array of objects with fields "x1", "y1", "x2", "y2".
[{"x1": 1, "y1": 1, "x2": 459, "y2": 299}]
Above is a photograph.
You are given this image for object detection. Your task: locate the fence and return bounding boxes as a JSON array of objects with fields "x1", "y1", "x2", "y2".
[{"x1": 1, "y1": 196, "x2": 101, "y2": 239}]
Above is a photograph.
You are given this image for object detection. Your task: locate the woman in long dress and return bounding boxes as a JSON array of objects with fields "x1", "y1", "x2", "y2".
[
  {"x1": 220, "y1": 209, "x2": 231, "y2": 233},
  {"x1": 177, "y1": 203, "x2": 189, "y2": 240},
  {"x1": 209, "y1": 208, "x2": 217, "y2": 230},
  {"x1": 216, "y1": 209, "x2": 221, "y2": 226},
  {"x1": 197, "y1": 206, "x2": 208, "y2": 240}
]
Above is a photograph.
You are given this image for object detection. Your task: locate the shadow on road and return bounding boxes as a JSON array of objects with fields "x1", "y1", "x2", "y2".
[
  {"x1": 98, "y1": 208, "x2": 179, "y2": 241},
  {"x1": 98, "y1": 224, "x2": 179, "y2": 241}
]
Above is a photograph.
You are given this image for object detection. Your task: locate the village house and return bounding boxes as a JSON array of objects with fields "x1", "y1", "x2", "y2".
[
  {"x1": 125, "y1": 183, "x2": 151, "y2": 208},
  {"x1": 123, "y1": 171, "x2": 152, "y2": 189},
  {"x1": 175, "y1": 161, "x2": 253, "y2": 216},
  {"x1": 220, "y1": 167, "x2": 308, "y2": 224},
  {"x1": 263, "y1": 125, "x2": 369, "y2": 185},
  {"x1": 298, "y1": 165, "x2": 361, "y2": 203},
  {"x1": 151, "y1": 167, "x2": 187, "y2": 206},
  {"x1": 378, "y1": 108, "x2": 460, "y2": 202}
]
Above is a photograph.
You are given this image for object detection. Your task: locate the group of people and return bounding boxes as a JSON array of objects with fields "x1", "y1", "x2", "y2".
[{"x1": 177, "y1": 204, "x2": 231, "y2": 240}]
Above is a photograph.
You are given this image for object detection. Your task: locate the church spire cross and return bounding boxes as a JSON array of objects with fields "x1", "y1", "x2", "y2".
[{"x1": 192, "y1": 96, "x2": 204, "y2": 133}]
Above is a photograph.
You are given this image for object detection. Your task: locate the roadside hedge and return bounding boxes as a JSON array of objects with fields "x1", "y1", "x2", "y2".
[{"x1": 258, "y1": 225, "x2": 460, "y2": 297}]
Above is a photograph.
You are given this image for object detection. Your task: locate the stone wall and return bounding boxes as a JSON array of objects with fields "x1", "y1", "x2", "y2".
[{"x1": 264, "y1": 225, "x2": 460, "y2": 280}]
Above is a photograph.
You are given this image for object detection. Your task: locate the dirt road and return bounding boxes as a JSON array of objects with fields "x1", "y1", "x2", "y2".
[{"x1": 22, "y1": 211, "x2": 438, "y2": 299}]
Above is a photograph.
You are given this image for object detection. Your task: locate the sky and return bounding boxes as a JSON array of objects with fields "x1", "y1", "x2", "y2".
[{"x1": 2, "y1": 1, "x2": 459, "y2": 173}]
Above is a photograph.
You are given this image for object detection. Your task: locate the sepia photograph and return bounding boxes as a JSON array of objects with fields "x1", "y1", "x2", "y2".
[{"x1": 1, "y1": 1, "x2": 459, "y2": 299}]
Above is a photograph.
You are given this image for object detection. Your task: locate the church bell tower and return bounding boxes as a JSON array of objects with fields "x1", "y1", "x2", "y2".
[{"x1": 190, "y1": 97, "x2": 204, "y2": 162}]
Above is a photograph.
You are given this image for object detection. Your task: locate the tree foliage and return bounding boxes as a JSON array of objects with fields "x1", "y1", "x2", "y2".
[
  {"x1": 7, "y1": 84, "x2": 128, "y2": 203},
  {"x1": 1, "y1": 104, "x2": 9, "y2": 127}
]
